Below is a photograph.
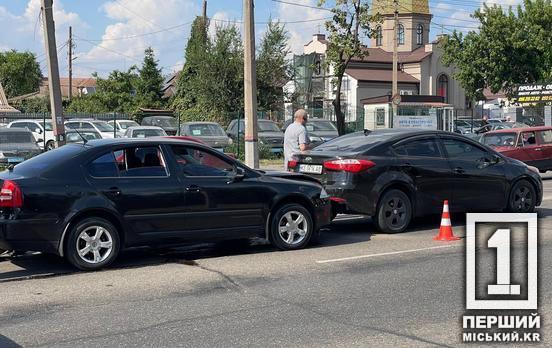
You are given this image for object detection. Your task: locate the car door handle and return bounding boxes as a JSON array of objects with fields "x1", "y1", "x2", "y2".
[
  {"x1": 105, "y1": 187, "x2": 121, "y2": 196},
  {"x1": 534, "y1": 148, "x2": 543, "y2": 151},
  {"x1": 185, "y1": 185, "x2": 201, "y2": 192},
  {"x1": 453, "y1": 167, "x2": 465, "y2": 174}
]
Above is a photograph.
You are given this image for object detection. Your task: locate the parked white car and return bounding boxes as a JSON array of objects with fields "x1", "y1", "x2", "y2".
[
  {"x1": 108, "y1": 119, "x2": 140, "y2": 132},
  {"x1": 123, "y1": 126, "x2": 167, "y2": 138},
  {"x1": 7, "y1": 119, "x2": 55, "y2": 150},
  {"x1": 65, "y1": 119, "x2": 121, "y2": 139}
]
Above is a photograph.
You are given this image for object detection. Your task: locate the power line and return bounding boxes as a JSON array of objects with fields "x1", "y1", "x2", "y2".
[
  {"x1": 271, "y1": 0, "x2": 332, "y2": 12},
  {"x1": 78, "y1": 21, "x2": 195, "y2": 42}
]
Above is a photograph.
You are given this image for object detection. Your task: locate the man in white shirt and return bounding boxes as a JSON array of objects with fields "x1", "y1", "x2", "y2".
[{"x1": 284, "y1": 109, "x2": 310, "y2": 169}]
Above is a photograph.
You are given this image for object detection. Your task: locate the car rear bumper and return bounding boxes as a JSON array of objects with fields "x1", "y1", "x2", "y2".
[
  {"x1": 313, "y1": 198, "x2": 332, "y2": 230},
  {"x1": 326, "y1": 188, "x2": 375, "y2": 216},
  {"x1": 0, "y1": 218, "x2": 62, "y2": 254}
]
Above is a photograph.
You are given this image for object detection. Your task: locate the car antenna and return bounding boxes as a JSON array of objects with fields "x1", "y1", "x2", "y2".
[{"x1": 72, "y1": 128, "x2": 88, "y2": 144}]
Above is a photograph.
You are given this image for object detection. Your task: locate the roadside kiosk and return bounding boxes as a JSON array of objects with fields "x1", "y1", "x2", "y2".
[{"x1": 362, "y1": 95, "x2": 454, "y2": 131}]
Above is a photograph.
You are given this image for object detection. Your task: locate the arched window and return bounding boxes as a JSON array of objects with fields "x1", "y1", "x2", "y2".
[
  {"x1": 438, "y1": 74, "x2": 449, "y2": 103},
  {"x1": 376, "y1": 26, "x2": 383, "y2": 46},
  {"x1": 416, "y1": 24, "x2": 424, "y2": 45},
  {"x1": 397, "y1": 24, "x2": 405, "y2": 45}
]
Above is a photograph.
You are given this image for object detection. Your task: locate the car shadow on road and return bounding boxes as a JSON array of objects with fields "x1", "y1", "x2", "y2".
[{"x1": 0, "y1": 335, "x2": 22, "y2": 348}]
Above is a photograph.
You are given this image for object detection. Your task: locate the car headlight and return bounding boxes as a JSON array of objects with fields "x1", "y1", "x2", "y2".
[
  {"x1": 527, "y1": 165, "x2": 540, "y2": 174},
  {"x1": 320, "y1": 187, "x2": 329, "y2": 199}
]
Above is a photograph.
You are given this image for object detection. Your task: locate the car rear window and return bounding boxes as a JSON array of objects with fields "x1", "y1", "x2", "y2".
[
  {"x1": 313, "y1": 132, "x2": 392, "y2": 152},
  {"x1": 12, "y1": 144, "x2": 85, "y2": 173},
  {"x1": 0, "y1": 131, "x2": 34, "y2": 144},
  {"x1": 187, "y1": 124, "x2": 225, "y2": 136}
]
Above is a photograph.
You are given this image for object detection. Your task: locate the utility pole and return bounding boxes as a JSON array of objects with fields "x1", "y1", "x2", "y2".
[
  {"x1": 391, "y1": 0, "x2": 399, "y2": 128},
  {"x1": 68, "y1": 26, "x2": 73, "y2": 102},
  {"x1": 243, "y1": 0, "x2": 259, "y2": 168},
  {"x1": 202, "y1": 0, "x2": 207, "y2": 19},
  {"x1": 41, "y1": 0, "x2": 65, "y2": 147}
]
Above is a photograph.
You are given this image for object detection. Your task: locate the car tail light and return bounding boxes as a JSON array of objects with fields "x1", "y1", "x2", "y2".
[
  {"x1": 330, "y1": 197, "x2": 347, "y2": 203},
  {"x1": 323, "y1": 159, "x2": 375, "y2": 173},
  {"x1": 287, "y1": 160, "x2": 298, "y2": 170},
  {"x1": 0, "y1": 180, "x2": 23, "y2": 208}
]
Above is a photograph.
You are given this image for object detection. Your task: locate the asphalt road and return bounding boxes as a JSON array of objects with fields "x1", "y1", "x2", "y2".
[{"x1": 1, "y1": 174, "x2": 551, "y2": 347}]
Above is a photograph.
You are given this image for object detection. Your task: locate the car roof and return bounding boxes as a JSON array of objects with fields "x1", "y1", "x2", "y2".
[
  {"x1": 82, "y1": 137, "x2": 208, "y2": 148},
  {"x1": 183, "y1": 121, "x2": 221, "y2": 125},
  {"x1": 0, "y1": 128, "x2": 33, "y2": 133},
  {"x1": 127, "y1": 126, "x2": 165, "y2": 130},
  {"x1": 486, "y1": 126, "x2": 552, "y2": 134},
  {"x1": 8, "y1": 119, "x2": 46, "y2": 123}
]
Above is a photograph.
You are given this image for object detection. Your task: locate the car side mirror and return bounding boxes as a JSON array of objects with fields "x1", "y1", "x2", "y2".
[
  {"x1": 228, "y1": 167, "x2": 246, "y2": 184},
  {"x1": 37, "y1": 129, "x2": 43, "y2": 134}
]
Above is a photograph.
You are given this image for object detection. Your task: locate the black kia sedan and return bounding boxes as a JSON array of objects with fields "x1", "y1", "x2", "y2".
[
  {"x1": 0, "y1": 139, "x2": 330, "y2": 270},
  {"x1": 288, "y1": 129, "x2": 542, "y2": 233}
]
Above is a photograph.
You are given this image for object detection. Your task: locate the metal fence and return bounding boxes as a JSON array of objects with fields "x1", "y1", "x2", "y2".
[{"x1": 0, "y1": 112, "x2": 132, "y2": 126}]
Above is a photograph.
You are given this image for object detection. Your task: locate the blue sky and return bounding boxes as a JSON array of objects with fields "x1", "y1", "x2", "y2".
[{"x1": 0, "y1": 0, "x2": 523, "y2": 78}]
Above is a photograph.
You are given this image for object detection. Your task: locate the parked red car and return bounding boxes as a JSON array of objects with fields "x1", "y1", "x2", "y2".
[{"x1": 481, "y1": 126, "x2": 552, "y2": 173}]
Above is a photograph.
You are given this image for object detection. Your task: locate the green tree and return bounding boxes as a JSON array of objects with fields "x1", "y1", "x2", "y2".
[
  {"x1": 172, "y1": 16, "x2": 210, "y2": 111},
  {"x1": 441, "y1": 0, "x2": 552, "y2": 100},
  {"x1": 94, "y1": 69, "x2": 139, "y2": 114},
  {"x1": 257, "y1": 20, "x2": 290, "y2": 113},
  {"x1": 318, "y1": 0, "x2": 378, "y2": 135},
  {"x1": 65, "y1": 95, "x2": 108, "y2": 113},
  {"x1": 136, "y1": 47, "x2": 164, "y2": 109},
  {"x1": 12, "y1": 96, "x2": 50, "y2": 113},
  {"x1": 0, "y1": 50, "x2": 42, "y2": 98}
]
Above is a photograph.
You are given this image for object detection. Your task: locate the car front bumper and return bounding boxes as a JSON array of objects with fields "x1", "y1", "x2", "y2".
[
  {"x1": 0, "y1": 218, "x2": 62, "y2": 254},
  {"x1": 313, "y1": 198, "x2": 332, "y2": 230}
]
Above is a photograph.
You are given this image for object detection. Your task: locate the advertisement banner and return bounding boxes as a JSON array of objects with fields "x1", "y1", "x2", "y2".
[
  {"x1": 516, "y1": 83, "x2": 552, "y2": 104},
  {"x1": 393, "y1": 115, "x2": 437, "y2": 129}
]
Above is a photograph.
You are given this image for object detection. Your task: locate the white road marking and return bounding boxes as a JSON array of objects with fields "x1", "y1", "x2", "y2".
[{"x1": 316, "y1": 244, "x2": 461, "y2": 264}]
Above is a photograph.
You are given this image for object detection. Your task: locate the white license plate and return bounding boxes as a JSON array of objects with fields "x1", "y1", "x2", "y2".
[{"x1": 299, "y1": 164, "x2": 322, "y2": 174}]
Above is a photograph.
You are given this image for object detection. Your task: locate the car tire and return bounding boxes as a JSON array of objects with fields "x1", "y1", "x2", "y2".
[
  {"x1": 65, "y1": 217, "x2": 120, "y2": 271},
  {"x1": 374, "y1": 189, "x2": 412, "y2": 234},
  {"x1": 269, "y1": 203, "x2": 314, "y2": 250},
  {"x1": 46, "y1": 140, "x2": 55, "y2": 151},
  {"x1": 507, "y1": 180, "x2": 536, "y2": 213}
]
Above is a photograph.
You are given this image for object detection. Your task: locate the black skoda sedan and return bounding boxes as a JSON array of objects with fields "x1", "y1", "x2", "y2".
[
  {"x1": 0, "y1": 139, "x2": 330, "y2": 270},
  {"x1": 288, "y1": 129, "x2": 542, "y2": 233}
]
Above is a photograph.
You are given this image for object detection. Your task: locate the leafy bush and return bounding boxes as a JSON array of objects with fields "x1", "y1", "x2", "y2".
[{"x1": 224, "y1": 137, "x2": 277, "y2": 162}]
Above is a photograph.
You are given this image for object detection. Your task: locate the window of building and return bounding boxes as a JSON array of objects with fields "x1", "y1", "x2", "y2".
[
  {"x1": 376, "y1": 108, "x2": 385, "y2": 126},
  {"x1": 438, "y1": 74, "x2": 449, "y2": 103},
  {"x1": 398, "y1": 24, "x2": 405, "y2": 45},
  {"x1": 416, "y1": 24, "x2": 424, "y2": 45},
  {"x1": 376, "y1": 26, "x2": 383, "y2": 46}
]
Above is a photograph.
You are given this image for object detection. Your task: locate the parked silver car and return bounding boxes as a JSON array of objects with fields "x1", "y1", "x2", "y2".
[
  {"x1": 123, "y1": 126, "x2": 167, "y2": 138},
  {"x1": 180, "y1": 122, "x2": 232, "y2": 151},
  {"x1": 0, "y1": 129, "x2": 42, "y2": 165}
]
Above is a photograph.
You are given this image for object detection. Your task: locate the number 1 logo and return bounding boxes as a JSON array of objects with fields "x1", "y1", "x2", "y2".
[{"x1": 466, "y1": 213, "x2": 537, "y2": 310}]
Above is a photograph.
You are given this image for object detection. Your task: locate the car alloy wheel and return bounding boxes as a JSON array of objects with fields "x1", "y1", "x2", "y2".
[
  {"x1": 375, "y1": 189, "x2": 412, "y2": 233},
  {"x1": 278, "y1": 211, "x2": 309, "y2": 246},
  {"x1": 46, "y1": 141, "x2": 55, "y2": 151},
  {"x1": 76, "y1": 226, "x2": 114, "y2": 264},
  {"x1": 509, "y1": 180, "x2": 536, "y2": 213}
]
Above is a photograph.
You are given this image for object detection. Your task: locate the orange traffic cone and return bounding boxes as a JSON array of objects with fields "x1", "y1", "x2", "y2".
[{"x1": 433, "y1": 200, "x2": 460, "y2": 241}]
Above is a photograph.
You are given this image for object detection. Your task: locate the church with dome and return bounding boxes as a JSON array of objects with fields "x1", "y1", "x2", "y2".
[{"x1": 289, "y1": 0, "x2": 469, "y2": 129}]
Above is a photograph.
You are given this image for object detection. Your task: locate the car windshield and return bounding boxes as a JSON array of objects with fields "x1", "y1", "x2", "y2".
[
  {"x1": 238, "y1": 120, "x2": 280, "y2": 132},
  {"x1": 92, "y1": 122, "x2": 114, "y2": 132},
  {"x1": 313, "y1": 132, "x2": 393, "y2": 152},
  {"x1": 482, "y1": 132, "x2": 517, "y2": 147},
  {"x1": 149, "y1": 117, "x2": 177, "y2": 127},
  {"x1": 44, "y1": 121, "x2": 53, "y2": 131},
  {"x1": 132, "y1": 129, "x2": 166, "y2": 138},
  {"x1": 119, "y1": 121, "x2": 139, "y2": 130},
  {"x1": 306, "y1": 120, "x2": 337, "y2": 131},
  {"x1": 0, "y1": 131, "x2": 34, "y2": 144},
  {"x1": 187, "y1": 124, "x2": 225, "y2": 136}
]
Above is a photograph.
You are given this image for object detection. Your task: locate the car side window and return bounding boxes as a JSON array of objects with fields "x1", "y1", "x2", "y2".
[
  {"x1": 536, "y1": 130, "x2": 552, "y2": 145},
  {"x1": 66, "y1": 122, "x2": 77, "y2": 129},
  {"x1": 171, "y1": 146, "x2": 234, "y2": 177},
  {"x1": 394, "y1": 138, "x2": 442, "y2": 158},
  {"x1": 118, "y1": 147, "x2": 168, "y2": 177},
  {"x1": 88, "y1": 152, "x2": 119, "y2": 177},
  {"x1": 442, "y1": 138, "x2": 488, "y2": 159},
  {"x1": 521, "y1": 132, "x2": 537, "y2": 147},
  {"x1": 81, "y1": 122, "x2": 94, "y2": 130}
]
